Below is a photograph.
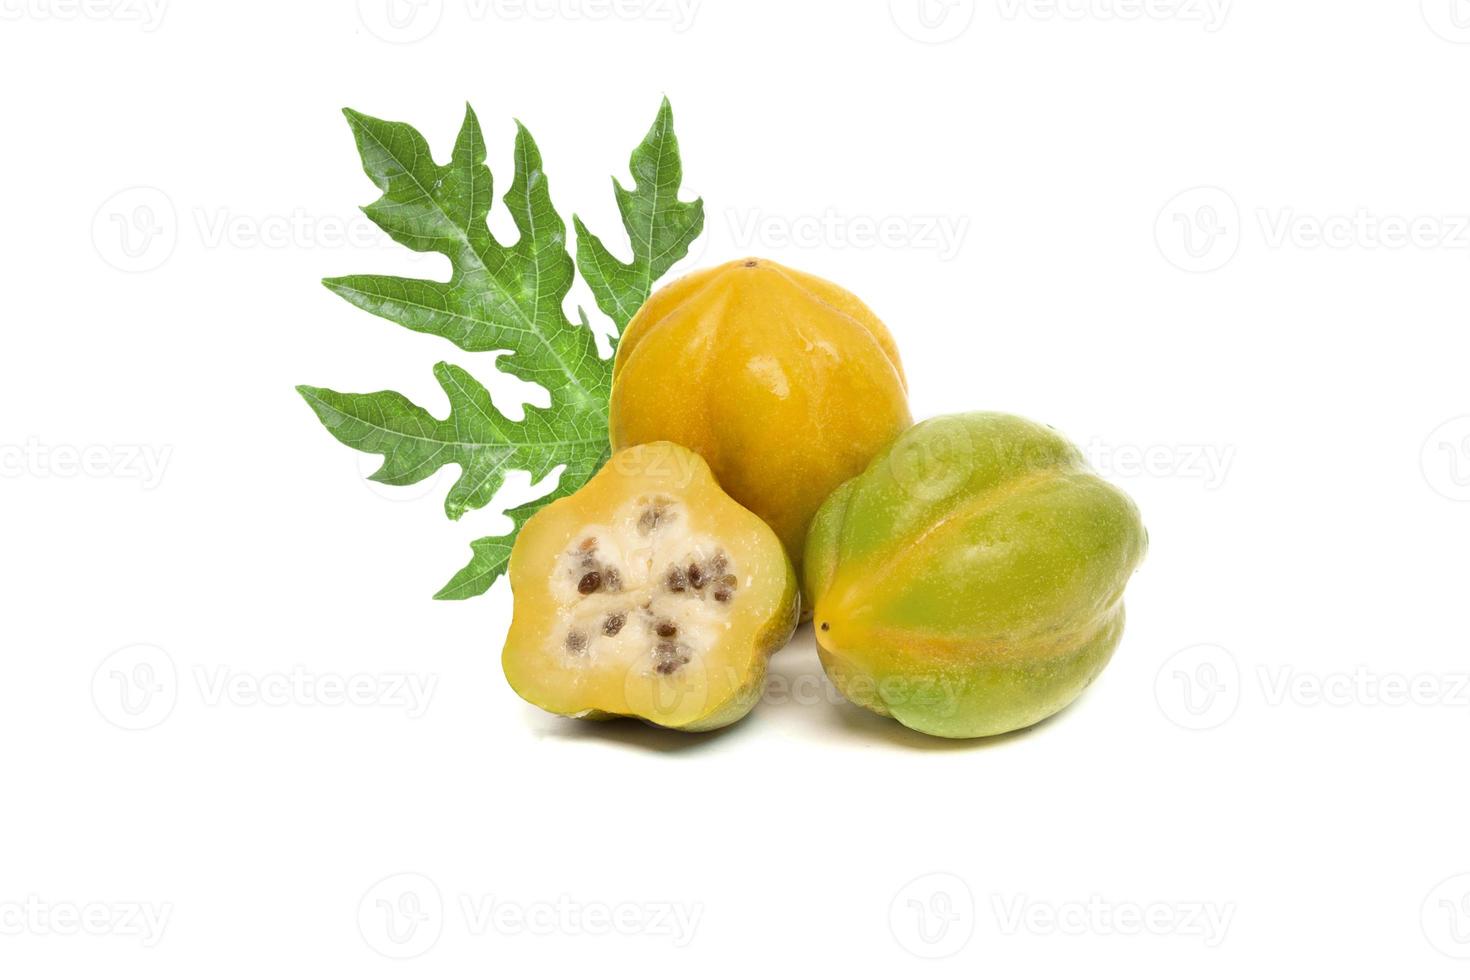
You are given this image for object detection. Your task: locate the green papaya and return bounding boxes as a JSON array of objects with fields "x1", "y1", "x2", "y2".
[{"x1": 804, "y1": 413, "x2": 1147, "y2": 738}]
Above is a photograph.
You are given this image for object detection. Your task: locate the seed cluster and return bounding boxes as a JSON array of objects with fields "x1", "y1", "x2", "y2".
[
  {"x1": 665, "y1": 552, "x2": 737, "y2": 603},
  {"x1": 653, "y1": 640, "x2": 691, "y2": 675},
  {"x1": 555, "y1": 502, "x2": 741, "y2": 678},
  {"x1": 574, "y1": 536, "x2": 622, "y2": 595},
  {"x1": 637, "y1": 502, "x2": 669, "y2": 535}
]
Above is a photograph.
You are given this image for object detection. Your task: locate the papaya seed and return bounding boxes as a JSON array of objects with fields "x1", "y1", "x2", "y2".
[
  {"x1": 638, "y1": 504, "x2": 667, "y2": 535},
  {"x1": 653, "y1": 640, "x2": 691, "y2": 675}
]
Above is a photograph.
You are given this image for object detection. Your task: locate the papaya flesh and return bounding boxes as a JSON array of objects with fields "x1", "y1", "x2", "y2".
[
  {"x1": 503, "y1": 442, "x2": 799, "y2": 732},
  {"x1": 804, "y1": 413, "x2": 1148, "y2": 739},
  {"x1": 609, "y1": 258, "x2": 912, "y2": 597}
]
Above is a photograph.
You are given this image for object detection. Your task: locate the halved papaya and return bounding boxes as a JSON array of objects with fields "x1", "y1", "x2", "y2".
[{"x1": 503, "y1": 442, "x2": 799, "y2": 731}]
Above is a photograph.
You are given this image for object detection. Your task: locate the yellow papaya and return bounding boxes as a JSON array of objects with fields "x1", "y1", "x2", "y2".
[{"x1": 609, "y1": 258, "x2": 912, "y2": 597}]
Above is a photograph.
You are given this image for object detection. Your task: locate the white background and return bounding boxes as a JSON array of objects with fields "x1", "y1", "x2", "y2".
[{"x1": 2, "y1": 0, "x2": 1469, "y2": 975}]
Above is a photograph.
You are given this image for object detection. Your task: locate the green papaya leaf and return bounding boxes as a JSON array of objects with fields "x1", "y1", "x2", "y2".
[
  {"x1": 574, "y1": 97, "x2": 704, "y2": 334},
  {"x1": 298, "y1": 100, "x2": 703, "y2": 599}
]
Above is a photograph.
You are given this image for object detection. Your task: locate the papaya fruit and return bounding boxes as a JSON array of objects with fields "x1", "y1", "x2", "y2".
[
  {"x1": 804, "y1": 413, "x2": 1147, "y2": 739},
  {"x1": 609, "y1": 258, "x2": 911, "y2": 596},
  {"x1": 503, "y1": 442, "x2": 799, "y2": 732}
]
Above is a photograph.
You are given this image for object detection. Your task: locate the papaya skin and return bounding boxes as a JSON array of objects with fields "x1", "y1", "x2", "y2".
[
  {"x1": 503, "y1": 442, "x2": 798, "y2": 733},
  {"x1": 804, "y1": 413, "x2": 1148, "y2": 739},
  {"x1": 609, "y1": 258, "x2": 912, "y2": 599}
]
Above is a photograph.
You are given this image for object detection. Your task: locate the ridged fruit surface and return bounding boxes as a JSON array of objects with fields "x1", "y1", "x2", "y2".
[
  {"x1": 609, "y1": 258, "x2": 911, "y2": 590},
  {"x1": 804, "y1": 413, "x2": 1147, "y2": 739},
  {"x1": 503, "y1": 442, "x2": 798, "y2": 732}
]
